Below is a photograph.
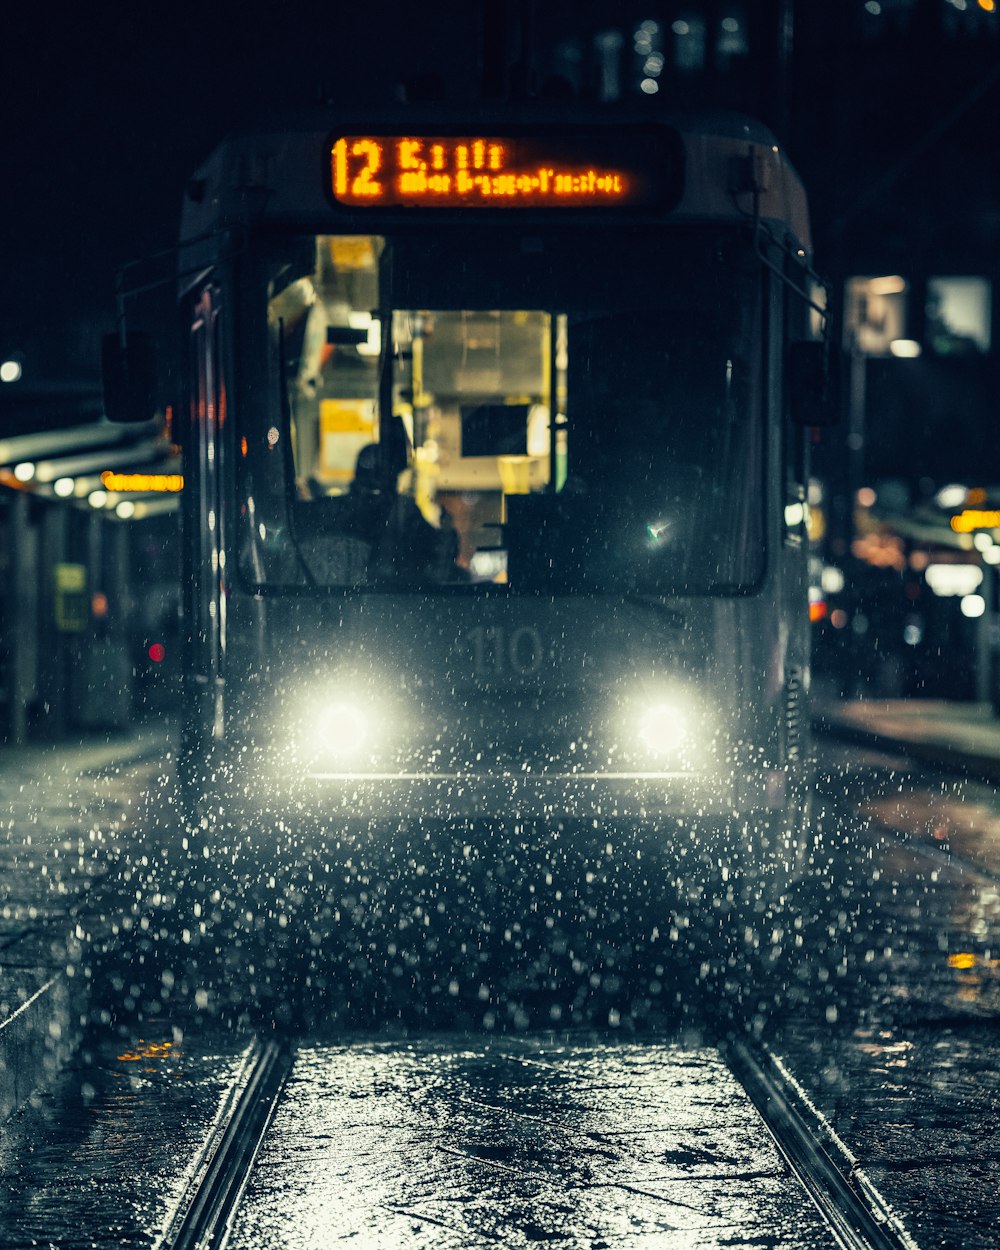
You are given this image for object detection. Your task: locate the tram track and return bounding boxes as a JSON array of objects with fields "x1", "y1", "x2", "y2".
[
  {"x1": 724, "y1": 1040, "x2": 918, "y2": 1250},
  {"x1": 157, "y1": 1034, "x2": 919, "y2": 1250},
  {"x1": 160, "y1": 1039, "x2": 293, "y2": 1250}
]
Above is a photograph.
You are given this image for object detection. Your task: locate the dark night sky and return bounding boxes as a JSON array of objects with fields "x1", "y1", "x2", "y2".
[
  {"x1": 0, "y1": 2, "x2": 489, "y2": 381},
  {"x1": 2, "y1": 3, "x2": 996, "y2": 390}
]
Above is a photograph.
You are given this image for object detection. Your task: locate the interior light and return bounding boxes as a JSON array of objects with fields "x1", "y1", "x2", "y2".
[
  {"x1": 889, "y1": 339, "x2": 922, "y2": 358},
  {"x1": 116, "y1": 500, "x2": 136, "y2": 519},
  {"x1": 53, "y1": 477, "x2": 75, "y2": 497},
  {"x1": 88, "y1": 490, "x2": 109, "y2": 508},
  {"x1": 13, "y1": 462, "x2": 35, "y2": 482},
  {"x1": 347, "y1": 311, "x2": 382, "y2": 359},
  {"x1": 973, "y1": 532, "x2": 993, "y2": 552},
  {"x1": 983, "y1": 547, "x2": 1000, "y2": 565},
  {"x1": 866, "y1": 275, "x2": 905, "y2": 295}
]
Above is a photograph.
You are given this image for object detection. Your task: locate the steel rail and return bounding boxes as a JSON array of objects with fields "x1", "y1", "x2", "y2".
[
  {"x1": 160, "y1": 1037, "x2": 293, "y2": 1250},
  {"x1": 725, "y1": 1040, "x2": 919, "y2": 1250}
]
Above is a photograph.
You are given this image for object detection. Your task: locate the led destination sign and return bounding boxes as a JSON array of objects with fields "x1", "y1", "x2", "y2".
[{"x1": 329, "y1": 130, "x2": 681, "y2": 210}]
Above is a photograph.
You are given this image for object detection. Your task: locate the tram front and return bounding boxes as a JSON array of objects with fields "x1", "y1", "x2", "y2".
[{"x1": 182, "y1": 120, "x2": 814, "y2": 842}]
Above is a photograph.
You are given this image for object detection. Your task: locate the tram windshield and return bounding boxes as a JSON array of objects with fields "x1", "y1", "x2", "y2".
[{"x1": 244, "y1": 228, "x2": 764, "y2": 594}]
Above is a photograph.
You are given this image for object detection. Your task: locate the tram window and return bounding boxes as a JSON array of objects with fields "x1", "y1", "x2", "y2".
[
  {"x1": 389, "y1": 308, "x2": 563, "y2": 579},
  {"x1": 255, "y1": 228, "x2": 764, "y2": 593},
  {"x1": 268, "y1": 236, "x2": 384, "y2": 499}
]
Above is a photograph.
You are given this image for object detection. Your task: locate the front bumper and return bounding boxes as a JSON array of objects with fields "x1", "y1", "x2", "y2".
[{"x1": 247, "y1": 764, "x2": 790, "y2": 822}]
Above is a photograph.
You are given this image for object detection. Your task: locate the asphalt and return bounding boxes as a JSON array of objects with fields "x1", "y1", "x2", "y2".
[{"x1": 0, "y1": 698, "x2": 997, "y2": 1125}]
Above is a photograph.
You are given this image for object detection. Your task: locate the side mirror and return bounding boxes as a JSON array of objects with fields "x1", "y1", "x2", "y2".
[
  {"x1": 101, "y1": 332, "x2": 156, "y2": 423},
  {"x1": 788, "y1": 340, "x2": 841, "y2": 427}
]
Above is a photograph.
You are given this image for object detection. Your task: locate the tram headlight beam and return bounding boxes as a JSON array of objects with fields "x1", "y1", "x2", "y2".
[
  {"x1": 635, "y1": 699, "x2": 691, "y2": 756},
  {"x1": 311, "y1": 700, "x2": 372, "y2": 758},
  {"x1": 620, "y1": 686, "x2": 711, "y2": 767},
  {"x1": 290, "y1": 684, "x2": 387, "y2": 765}
]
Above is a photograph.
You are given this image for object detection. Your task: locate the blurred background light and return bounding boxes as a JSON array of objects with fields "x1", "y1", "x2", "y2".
[
  {"x1": 935, "y1": 484, "x2": 968, "y2": 509},
  {"x1": 961, "y1": 594, "x2": 986, "y2": 618},
  {"x1": 925, "y1": 564, "x2": 983, "y2": 597}
]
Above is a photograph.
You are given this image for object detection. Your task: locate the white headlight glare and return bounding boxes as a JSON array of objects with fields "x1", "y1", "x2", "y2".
[
  {"x1": 635, "y1": 699, "x2": 690, "y2": 757},
  {"x1": 310, "y1": 700, "x2": 371, "y2": 758}
]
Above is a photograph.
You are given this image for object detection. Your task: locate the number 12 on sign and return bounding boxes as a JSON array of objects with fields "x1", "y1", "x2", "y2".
[{"x1": 332, "y1": 138, "x2": 383, "y2": 199}]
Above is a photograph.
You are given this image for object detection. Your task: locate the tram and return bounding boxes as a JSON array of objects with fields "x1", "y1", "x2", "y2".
[{"x1": 129, "y1": 106, "x2": 829, "y2": 854}]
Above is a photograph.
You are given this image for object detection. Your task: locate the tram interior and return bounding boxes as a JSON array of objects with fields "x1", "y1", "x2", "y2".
[{"x1": 266, "y1": 232, "x2": 764, "y2": 592}]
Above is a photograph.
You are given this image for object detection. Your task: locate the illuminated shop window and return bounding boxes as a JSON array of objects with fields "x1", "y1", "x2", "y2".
[
  {"x1": 845, "y1": 275, "x2": 909, "y2": 356},
  {"x1": 926, "y1": 277, "x2": 992, "y2": 354}
]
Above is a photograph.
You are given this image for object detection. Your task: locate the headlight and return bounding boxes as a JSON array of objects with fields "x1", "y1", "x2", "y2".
[
  {"x1": 289, "y1": 682, "x2": 391, "y2": 765},
  {"x1": 311, "y1": 700, "x2": 371, "y2": 758},
  {"x1": 635, "y1": 700, "x2": 690, "y2": 755},
  {"x1": 614, "y1": 683, "x2": 714, "y2": 768}
]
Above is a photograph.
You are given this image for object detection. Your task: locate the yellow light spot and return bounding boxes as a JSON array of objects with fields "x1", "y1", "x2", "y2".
[
  {"x1": 950, "y1": 509, "x2": 1000, "y2": 533},
  {"x1": 117, "y1": 1039, "x2": 176, "y2": 1062},
  {"x1": 978, "y1": 0, "x2": 995, "y2": 12},
  {"x1": 100, "y1": 471, "x2": 184, "y2": 493},
  {"x1": 948, "y1": 952, "x2": 976, "y2": 970}
]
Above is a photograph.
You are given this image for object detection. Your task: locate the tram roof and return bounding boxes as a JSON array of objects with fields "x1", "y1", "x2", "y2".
[{"x1": 179, "y1": 104, "x2": 810, "y2": 294}]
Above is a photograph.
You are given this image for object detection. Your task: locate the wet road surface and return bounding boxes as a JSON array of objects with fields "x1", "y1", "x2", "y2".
[
  {"x1": 229, "y1": 1038, "x2": 837, "y2": 1250},
  {"x1": 0, "y1": 1027, "x2": 248, "y2": 1248},
  {"x1": 0, "y1": 733, "x2": 997, "y2": 1246}
]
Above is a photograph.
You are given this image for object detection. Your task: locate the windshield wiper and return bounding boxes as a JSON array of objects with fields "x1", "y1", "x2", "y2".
[{"x1": 623, "y1": 592, "x2": 686, "y2": 628}]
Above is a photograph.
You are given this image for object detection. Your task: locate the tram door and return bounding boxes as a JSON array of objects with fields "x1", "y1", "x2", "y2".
[{"x1": 185, "y1": 287, "x2": 227, "y2": 744}]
